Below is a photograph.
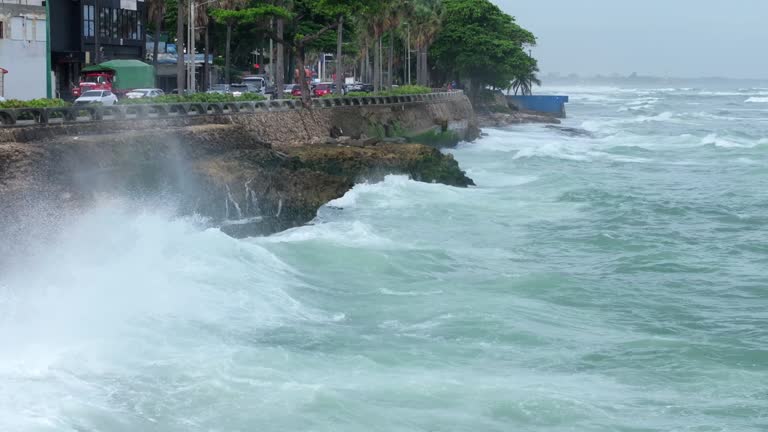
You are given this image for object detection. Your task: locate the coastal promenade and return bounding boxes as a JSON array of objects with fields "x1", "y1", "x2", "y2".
[{"x1": 0, "y1": 92, "x2": 464, "y2": 127}]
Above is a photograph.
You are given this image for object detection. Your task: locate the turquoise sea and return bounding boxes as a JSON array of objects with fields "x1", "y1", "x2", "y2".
[{"x1": 1, "y1": 84, "x2": 767, "y2": 431}]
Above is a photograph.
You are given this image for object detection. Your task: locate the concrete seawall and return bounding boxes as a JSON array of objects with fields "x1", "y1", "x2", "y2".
[{"x1": 0, "y1": 92, "x2": 478, "y2": 148}]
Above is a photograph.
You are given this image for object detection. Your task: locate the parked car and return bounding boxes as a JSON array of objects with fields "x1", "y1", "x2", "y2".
[
  {"x1": 229, "y1": 83, "x2": 250, "y2": 97},
  {"x1": 283, "y1": 84, "x2": 296, "y2": 97},
  {"x1": 125, "y1": 88, "x2": 164, "y2": 99},
  {"x1": 291, "y1": 85, "x2": 303, "y2": 97},
  {"x1": 313, "y1": 82, "x2": 345, "y2": 97},
  {"x1": 207, "y1": 84, "x2": 230, "y2": 95},
  {"x1": 169, "y1": 89, "x2": 195, "y2": 96},
  {"x1": 74, "y1": 90, "x2": 118, "y2": 106},
  {"x1": 347, "y1": 82, "x2": 374, "y2": 93},
  {"x1": 242, "y1": 75, "x2": 277, "y2": 96}
]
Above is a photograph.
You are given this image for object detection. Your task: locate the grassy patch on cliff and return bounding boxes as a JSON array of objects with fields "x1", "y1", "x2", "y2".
[
  {"x1": 407, "y1": 129, "x2": 461, "y2": 148},
  {"x1": 288, "y1": 143, "x2": 473, "y2": 187}
]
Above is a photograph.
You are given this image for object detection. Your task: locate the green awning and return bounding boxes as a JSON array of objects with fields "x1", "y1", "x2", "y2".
[{"x1": 81, "y1": 60, "x2": 154, "y2": 90}]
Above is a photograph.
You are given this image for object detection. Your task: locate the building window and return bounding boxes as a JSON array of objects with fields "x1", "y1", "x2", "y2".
[
  {"x1": 99, "y1": 8, "x2": 109, "y2": 38},
  {"x1": 111, "y1": 8, "x2": 119, "y2": 39},
  {"x1": 83, "y1": 5, "x2": 94, "y2": 37},
  {"x1": 10, "y1": 17, "x2": 23, "y2": 40},
  {"x1": 35, "y1": 19, "x2": 46, "y2": 42}
]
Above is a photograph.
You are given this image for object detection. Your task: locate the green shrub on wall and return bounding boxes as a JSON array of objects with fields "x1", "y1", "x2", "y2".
[
  {"x1": 0, "y1": 98, "x2": 70, "y2": 109},
  {"x1": 347, "y1": 85, "x2": 433, "y2": 98},
  {"x1": 119, "y1": 93, "x2": 266, "y2": 105}
]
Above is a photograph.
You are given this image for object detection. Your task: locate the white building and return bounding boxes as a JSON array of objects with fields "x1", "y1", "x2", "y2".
[{"x1": 0, "y1": 0, "x2": 48, "y2": 100}]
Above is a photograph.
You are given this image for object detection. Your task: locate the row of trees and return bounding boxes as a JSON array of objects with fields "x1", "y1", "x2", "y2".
[{"x1": 146, "y1": 0, "x2": 541, "y2": 106}]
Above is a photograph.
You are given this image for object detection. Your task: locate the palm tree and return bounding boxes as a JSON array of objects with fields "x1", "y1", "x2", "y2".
[
  {"x1": 332, "y1": 14, "x2": 344, "y2": 95},
  {"x1": 195, "y1": 3, "x2": 212, "y2": 91},
  {"x1": 176, "y1": 0, "x2": 185, "y2": 93},
  {"x1": 147, "y1": 0, "x2": 166, "y2": 82},
  {"x1": 372, "y1": 16, "x2": 385, "y2": 91},
  {"x1": 351, "y1": 14, "x2": 372, "y2": 83},
  {"x1": 396, "y1": 2, "x2": 417, "y2": 85},
  {"x1": 510, "y1": 69, "x2": 541, "y2": 96},
  {"x1": 382, "y1": 1, "x2": 406, "y2": 89},
  {"x1": 214, "y1": 0, "x2": 248, "y2": 85},
  {"x1": 410, "y1": 0, "x2": 443, "y2": 87}
]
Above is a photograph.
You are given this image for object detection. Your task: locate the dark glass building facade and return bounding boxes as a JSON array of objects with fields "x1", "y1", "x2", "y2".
[{"x1": 51, "y1": 0, "x2": 147, "y2": 99}]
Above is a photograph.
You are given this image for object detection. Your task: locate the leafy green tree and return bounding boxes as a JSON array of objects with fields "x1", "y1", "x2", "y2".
[
  {"x1": 431, "y1": 0, "x2": 537, "y2": 100},
  {"x1": 210, "y1": 0, "x2": 249, "y2": 85},
  {"x1": 222, "y1": 0, "x2": 369, "y2": 106}
]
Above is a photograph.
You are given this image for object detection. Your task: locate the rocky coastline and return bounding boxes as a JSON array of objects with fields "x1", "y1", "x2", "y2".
[{"x1": 0, "y1": 96, "x2": 478, "y2": 250}]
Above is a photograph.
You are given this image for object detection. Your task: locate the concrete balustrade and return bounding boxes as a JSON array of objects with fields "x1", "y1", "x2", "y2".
[{"x1": 0, "y1": 91, "x2": 464, "y2": 127}]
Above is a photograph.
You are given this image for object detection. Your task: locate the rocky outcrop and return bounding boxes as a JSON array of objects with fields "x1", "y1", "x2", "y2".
[
  {"x1": 477, "y1": 111, "x2": 560, "y2": 128},
  {"x1": 0, "y1": 122, "x2": 474, "y2": 242},
  {"x1": 472, "y1": 89, "x2": 561, "y2": 127},
  {"x1": 0, "y1": 95, "x2": 480, "y2": 249}
]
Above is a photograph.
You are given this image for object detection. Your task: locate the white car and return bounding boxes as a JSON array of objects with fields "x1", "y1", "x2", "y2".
[
  {"x1": 0, "y1": 96, "x2": 5, "y2": 102},
  {"x1": 125, "y1": 88, "x2": 164, "y2": 99},
  {"x1": 74, "y1": 90, "x2": 118, "y2": 106}
]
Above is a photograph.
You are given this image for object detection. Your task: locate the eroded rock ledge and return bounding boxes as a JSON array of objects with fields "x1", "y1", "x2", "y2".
[{"x1": 0, "y1": 123, "x2": 473, "y2": 242}]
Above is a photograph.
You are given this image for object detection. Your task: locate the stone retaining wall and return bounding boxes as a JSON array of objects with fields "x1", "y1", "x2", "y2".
[
  {"x1": 0, "y1": 92, "x2": 464, "y2": 127},
  {"x1": 0, "y1": 92, "x2": 478, "y2": 149}
]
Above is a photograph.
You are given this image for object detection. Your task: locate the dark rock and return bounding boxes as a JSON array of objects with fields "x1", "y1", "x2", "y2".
[
  {"x1": 477, "y1": 111, "x2": 560, "y2": 128},
  {"x1": 544, "y1": 125, "x2": 594, "y2": 138},
  {"x1": 329, "y1": 125, "x2": 343, "y2": 138}
]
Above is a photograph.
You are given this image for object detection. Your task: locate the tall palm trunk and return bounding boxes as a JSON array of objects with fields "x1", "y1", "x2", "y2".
[
  {"x1": 378, "y1": 36, "x2": 384, "y2": 89},
  {"x1": 386, "y1": 31, "x2": 393, "y2": 89},
  {"x1": 203, "y1": 24, "x2": 210, "y2": 91},
  {"x1": 415, "y1": 44, "x2": 422, "y2": 86},
  {"x1": 359, "y1": 46, "x2": 365, "y2": 82},
  {"x1": 152, "y1": 10, "x2": 162, "y2": 82},
  {"x1": 176, "y1": 0, "x2": 185, "y2": 93},
  {"x1": 422, "y1": 48, "x2": 429, "y2": 86},
  {"x1": 334, "y1": 16, "x2": 344, "y2": 96},
  {"x1": 275, "y1": 18, "x2": 285, "y2": 97},
  {"x1": 373, "y1": 36, "x2": 381, "y2": 92},
  {"x1": 403, "y1": 34, "x2": 408, "y2": 84},
  {"x1": 225, "y1": 22, "x2": 233, "y2": 84}
]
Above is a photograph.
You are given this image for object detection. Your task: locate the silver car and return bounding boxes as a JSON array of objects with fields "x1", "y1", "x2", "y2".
[
  {"x1": 125, "y1": 88, "x2": 165, "y2": 99},
  {"x1": 74, "y1": 90, "x2": 118, "y2": 106}
]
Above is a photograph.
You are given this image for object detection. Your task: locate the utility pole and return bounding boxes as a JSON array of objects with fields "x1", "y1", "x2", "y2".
[
  {"x1": 189, "y1": 0, "x2": 196, "y2": 92},
  {"x1": 407, "y1": 25, "x2": 411, "y2": 86},
  {"x1": 45, "y1": 0, "x2": 51, "y2": 97}
]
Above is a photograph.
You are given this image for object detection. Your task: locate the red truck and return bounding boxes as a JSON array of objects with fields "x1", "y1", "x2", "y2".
[{"x1": 72, "y1": 60, "x2": 155, "y2": 98}]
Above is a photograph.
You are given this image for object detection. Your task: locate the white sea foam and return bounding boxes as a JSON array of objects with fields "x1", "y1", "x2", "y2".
[
  {"x1": 0, "y1": 201, "x2": 333, "y2": 429},
  {"x1": 700, "y1": 133, "x2": 754, "y2": 148},
  {"x1": 745, "y1": 96, "x2": 768, "y2": 103},
  {"x1": 259, "y1": 219, "x2": 398, "y2": 249}
]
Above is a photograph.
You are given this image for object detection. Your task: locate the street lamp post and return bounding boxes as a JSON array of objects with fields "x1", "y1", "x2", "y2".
[
  {"x1": 188, "y1": 0, "x2": 219, "y2": 93},
  {"x1": 188, "y1": 0, "x2": 195, "y2": 92}
]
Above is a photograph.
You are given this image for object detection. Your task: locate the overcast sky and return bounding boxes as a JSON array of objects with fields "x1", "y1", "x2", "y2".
[{"x1": 493, "y1": 0, "x2": 768, "y2": 79}]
